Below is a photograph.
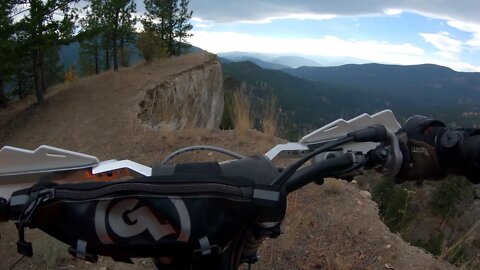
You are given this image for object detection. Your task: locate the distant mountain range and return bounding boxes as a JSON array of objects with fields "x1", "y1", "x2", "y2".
[
  {"x1": 218, "y1": 55, "x2": 288, "y2": 70},
  {"x1": 218, "y1": 52, "x2": 321, "y2": 69},
  {"x1": 285, "y1": 63, "x2": 480, "y2": 105},
  {"x1": 218, "y1": 51, "x2": 368, "y2": 69},
  {"x1": 221, "y1": 60, "x2": 480, "y2": 137}
]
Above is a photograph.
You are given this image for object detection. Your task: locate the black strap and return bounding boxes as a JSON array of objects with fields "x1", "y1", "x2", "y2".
[{"x1": 175, "y1": 162, "x2": 223, "y2": 175}]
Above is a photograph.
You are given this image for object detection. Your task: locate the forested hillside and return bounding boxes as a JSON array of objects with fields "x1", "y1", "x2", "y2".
[
  {"x1": 285, "y1": 63, "x2": 480, "y2": 125},
  {"x1": 222, "y1": 61, "x2": 480, "y2": 139},
  {"x1": 1, "y1": 0, "x2": 194, "y2": 106},
  {"x1": 222, "y1": 61, "x2": 392, "y2": 138}
]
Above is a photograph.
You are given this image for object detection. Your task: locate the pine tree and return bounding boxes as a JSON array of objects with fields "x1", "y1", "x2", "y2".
[
  {"x1": 11, "y1": 47, "x2": 62, "y2": 99},
  {"x1": 118, "y1": 1, "x2": 137, "y2": 67},
  {"x1": 165, "y1": 0, "x2": 178, "y2": 56},
  {"x1": 136, "y1": 29, "x2": 164, "y2": 62},
  {"x1": 174, "y1": 0, "x2": 193, "y2": 55},
  {"x1": 15, "y1": 0, "x2": 77, "y2": 103},
  {"x1": 12, "y1": 56, "x2": 34, "y2": 99},
  {"x1": 0, "y1": 0, "x2": 17, "y2": 107},
  {"x1": 78, "y1": 0, "x2": 104, "y2": 75},
  {"x1": 43, "y1": 47, "x2": 64, "y2": 88},
  {"x1": 103, "y1": 0, "x2": 136, "y2": 71},
  {"x1": 143, "y1": 0, "x2": 170, "y2": 40},
  {"x1": 79, "y1": 37, "x2": 102, "y2": 76},
  {"x1": 78, "y1": 0, "x2": 135, "y2": 73},
  {"x1": 143, "y1": 0, "x2": 193, "y2": 57}
]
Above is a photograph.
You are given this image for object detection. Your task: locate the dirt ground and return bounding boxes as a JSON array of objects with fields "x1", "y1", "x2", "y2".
[{"x1": 0, "y1": 53, "x2": 457, "y2": 269}]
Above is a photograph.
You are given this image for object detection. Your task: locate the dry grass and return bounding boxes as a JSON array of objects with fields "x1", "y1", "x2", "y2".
[
  {"x1": 231, "y1": 91, "x2": 253, "y2": 134},
  {"x1": 322, "y1": 178, "x2": 345, "y2": 195},
  {"x1": 0, "y1": 81, "x2": 69, "y2": 128},
  {"x1": 261, "y1": 95, "x2": 280, "y2": 138},
  {"x1": 442, "y1": 220, "x2": 480, "y2": 267},
  {"x1": 30, "y1": 233, "x2": 69, "y2": 269}
]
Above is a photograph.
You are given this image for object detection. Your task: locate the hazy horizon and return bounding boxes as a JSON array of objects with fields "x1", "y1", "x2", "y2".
[{"x1": 161, "y1": 1, "x2": 480, "y2": 72}]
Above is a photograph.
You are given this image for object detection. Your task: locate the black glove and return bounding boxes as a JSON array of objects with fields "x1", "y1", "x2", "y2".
[{"x1": 396, "y1": 115, "x2": 480, "y2": 184}]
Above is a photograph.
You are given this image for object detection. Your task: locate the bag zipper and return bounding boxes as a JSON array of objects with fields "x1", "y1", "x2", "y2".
[{"x1": 52, "y1": 182, "x2": 248, "y2": 201}]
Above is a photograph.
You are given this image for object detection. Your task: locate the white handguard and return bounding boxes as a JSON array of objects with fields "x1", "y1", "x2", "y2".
[
  {"x1": 265, "y1": 110, "x2": 401, "y2": 160},
  {"x1": 0, "y1": 145, "x2": 99, "y2": 175},
  {"x1": 0, "y1": 146, "x2": 153, "y2": 199}
]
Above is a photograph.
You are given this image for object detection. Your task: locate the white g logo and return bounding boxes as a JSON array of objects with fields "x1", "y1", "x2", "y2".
[{"x1": 95, "y1": 198, "x2": 190, "y2": 244}]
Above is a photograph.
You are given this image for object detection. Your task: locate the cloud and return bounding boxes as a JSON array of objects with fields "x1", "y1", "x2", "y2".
[
  {"x1": 419, "y1": 32, "x2": 462, "y2": 52},
  {"x1": 384, "y1": 9, "x2": 403, "y2": 16},
  {"x1": 189, "y1": 30, "x2": 480, "y2": 72},
  {"x1": 447, "y1": 20, "x2": 480, "y2": 33},
  {"x1": 434, "y1": 51, "x2": 458, "y2": 60},
  {"x1": 188, "y1": 1, "x2": 480, "y2": 25},
  {"x1": 447, "y1": 20, "x2": 480, "y2": 49},
  {"x1": 466, "y1": 36, "x2": 480, "y2": 47},
  {"x1": 189, "y1": 30, "x2": 423, "y2": 63},
  {"x1": 194, "y1": 23, "x2": 211, "y2": 29},
  {"x1": 239, "y1": 13, "x2": 337, "y2": 24}
]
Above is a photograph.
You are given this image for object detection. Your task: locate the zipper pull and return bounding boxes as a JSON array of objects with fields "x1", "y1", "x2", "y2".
[{"x1": 15, "y1": 188, "x2": 54, "y2": 257}]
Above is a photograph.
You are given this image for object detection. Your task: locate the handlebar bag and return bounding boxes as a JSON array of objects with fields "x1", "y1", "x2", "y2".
[{"x1": 10, "y1": 161, "x2": 286, "y2": 263}]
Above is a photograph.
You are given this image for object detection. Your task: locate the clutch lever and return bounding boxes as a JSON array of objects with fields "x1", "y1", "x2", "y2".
[{"x1": 264, "y1": 110, "x2": 403, "y2": 178}]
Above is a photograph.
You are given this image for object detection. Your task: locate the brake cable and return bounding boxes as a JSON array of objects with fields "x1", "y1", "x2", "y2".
[
  {"x1": 272, "y1": 135, "x2": 354, "y2": 187},
  {"x1": 161, "y1": 145, "x2": 246, "y2": 164}
]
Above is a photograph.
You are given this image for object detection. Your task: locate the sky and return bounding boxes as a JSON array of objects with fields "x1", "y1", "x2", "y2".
[{"x1": 141, "y1": 0, "x2": 480, "y2": 72}]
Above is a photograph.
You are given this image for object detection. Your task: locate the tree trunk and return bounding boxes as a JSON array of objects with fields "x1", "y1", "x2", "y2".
[
  {"x1": 120, "y1": 38, "x2": 124, "y2": 67},
  {"x1": 0, "y1": 76, "x2": 7, "y2": 108},
  {"x1": 112, "y1": 10, "x2": 119, "y2": 72},
  {"x1": 33, "y1": 49, "x2": 43, "y2": 103},
  {"x1": 169, "y1": 19, "x2": 175, "y2": 56},
  {"x1": 39, "y1": 50, "x2": 46, "y2": 94},
  {"x1": 177, "y1": 35, "x2": 182, "y2": 55},
  {"x1": 16, "y1": 71, "x2": 24, "y2": 98},
  {"x1": 94, "y1": 45, "x2": 99, "y2": 74},
  {"x1": 170, "y1": 34, "x2": 175, "y2": 56},
  {"x1": 105, "y1": 47, "x2": 110, "y2": 70}
]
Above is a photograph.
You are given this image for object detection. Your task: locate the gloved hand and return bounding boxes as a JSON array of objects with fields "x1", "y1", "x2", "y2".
[{"x1": 396, "y1": 115, "x2": 480, "y2": 184}]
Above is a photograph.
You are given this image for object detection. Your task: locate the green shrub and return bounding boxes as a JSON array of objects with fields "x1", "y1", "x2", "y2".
[
  {"x1": 220, "y1": 77, "x2": 235, "y2": 130},
  {"x1": 446, "y1": 244, "x2": 466, "y2": 266},
  {"x1": 430, "y1": 176, "x2": 473, "y2": 217},
  {"x1": 372, "y1": 178, "x2": 414, "y2": 235},
  {"x1": 136, "y1": 30, "x2": 165, "y2": 63},
  {"x1": 415, "y1": 231, "x2": 444, "y2": 255}
]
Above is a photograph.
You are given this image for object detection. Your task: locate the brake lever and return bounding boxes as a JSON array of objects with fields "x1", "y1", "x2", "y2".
[
  {"x1": 382, "y1": 131, "x2": 403, "y2": 177},
  {"x1": 265, "y1": 110, "x2": 403, "y2": 180}
]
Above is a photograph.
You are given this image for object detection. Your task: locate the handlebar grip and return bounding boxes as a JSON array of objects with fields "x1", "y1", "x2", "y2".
[
  {"x1": 347, "y1": 125, "x2": 387, "y2": 142},
  {"x1": 0, "y1": 197, "x2": 9, "y2": 221}
]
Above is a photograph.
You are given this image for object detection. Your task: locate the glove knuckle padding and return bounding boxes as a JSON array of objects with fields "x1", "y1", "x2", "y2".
[
  {"x1": 409, "y1": 140, "x2": 443, "y2": 179},
  {"x1": 403, "y1": 115, "x2": 445, "y2": 135},
  {"x1": 397, "y1": 115, "x2": 480, "y2": 183},
  {"x1": 397, "y1": 136, "x2": 445, "y2": 182}
]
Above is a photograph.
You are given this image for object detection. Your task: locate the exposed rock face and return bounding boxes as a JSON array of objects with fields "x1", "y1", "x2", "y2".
[{"x1": 138, "y1": 56, "x2": 224, "y2": 130}]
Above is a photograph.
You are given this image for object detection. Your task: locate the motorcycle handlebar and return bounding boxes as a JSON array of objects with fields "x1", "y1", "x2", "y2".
[{"x1": 285, "y1": 154, "x2": 355, "y2": 193}]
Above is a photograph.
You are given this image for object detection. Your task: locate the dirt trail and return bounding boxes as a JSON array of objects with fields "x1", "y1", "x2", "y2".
[
  {"x1": 0, "y1": 53, "x2": 217, "y2": 162},
  {"x1": 0, "y1": 54, "x2": 456, "y2": 269}
]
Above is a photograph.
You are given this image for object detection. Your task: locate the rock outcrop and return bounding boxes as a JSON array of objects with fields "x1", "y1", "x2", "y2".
[
  {"x1": 0, "y1": 53, "x2": 225, "y2": 160},
  {"x1": 138, "y1": 55, "x2": 224, "y2": 130}
]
